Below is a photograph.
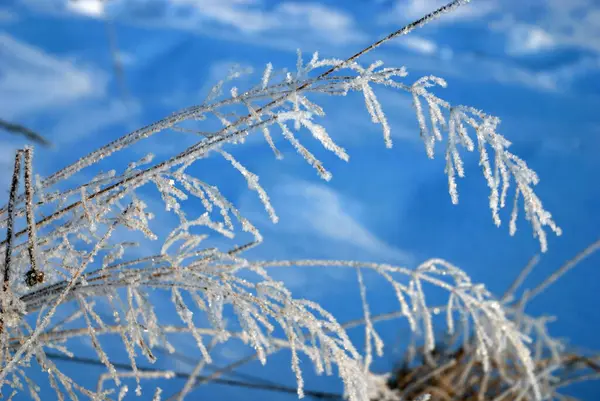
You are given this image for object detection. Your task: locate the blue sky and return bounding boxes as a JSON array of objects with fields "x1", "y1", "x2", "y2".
[{"x1": 1, "y1": 0, "x2": 599, "y2": 400}]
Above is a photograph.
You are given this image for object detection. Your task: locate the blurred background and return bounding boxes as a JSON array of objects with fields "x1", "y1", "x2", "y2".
[{"x1": 1, "y1": 0, "x2": 599, "y2": 399}]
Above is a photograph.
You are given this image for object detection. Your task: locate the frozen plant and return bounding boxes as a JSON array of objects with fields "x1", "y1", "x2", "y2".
[
  {"x1": 367, "y1": 239, "x2": 600, "y2": 401},
  {"x1": 0, "y1": 1, "x2": 565, "y2": 400}
]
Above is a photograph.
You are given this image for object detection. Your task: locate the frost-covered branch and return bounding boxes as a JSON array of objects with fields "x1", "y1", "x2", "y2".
[{"x1": 0, "y1": 0, "x2": 567, "y2": 399}]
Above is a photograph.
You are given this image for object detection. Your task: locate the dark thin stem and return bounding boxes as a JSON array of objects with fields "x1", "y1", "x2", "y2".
[
  {"x1": 0, "y1": 0, "x2": 472, "y2": 241},
  {"x1": 304, "y1": 0, "x2": 471, "y2": 84},
  {"x1": 104, "y1": 18, "x2": 130, "y2": 103},
  {"x1": 0, "y1": 119, "x2": 51, "y2": 147},
  {"x1": 527, "y1": 238, "x2": 600, "y2": 302},
  {"x1": 0, "y1": 205, "x2": 131, "y2": 382},
  {"x1": 0, "y1": 73, "x2": 363, "y2": 229},
  {"x1": 400, "y1": 358, "x2": 457, "y2": 396},
  {"x1": 502, "y1": 254, "x2": 540, "y2": 303},
  {"x1": 45, "y1": 352, "x2": 342, "y2": 399},
  {"x1": 0, "y1": 118, "x2": 272, "y2": 251},
  {"x1": 23, "y1": 147, "x2": 39, "y2": 275},
  {"x1": 3, "y1": 150, "x2": 23, "y2": 292},
  {"x1": 152, "y1": 347, "x2": 280, "y2": 390},
  {"x1": 166, "y1": 351, "x2": 265, "y2": 401}
]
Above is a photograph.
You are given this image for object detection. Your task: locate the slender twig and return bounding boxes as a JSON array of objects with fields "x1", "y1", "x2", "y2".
[
  {"x1": 104, "y1": 18, "x2": 130, "y2": 103},
  {"x1": 304, "y1": 0, "x2": 471, "y2": 81},
  {"x1": 0, "y1": 118, "x2": 273, "y2": 251},
  {"x1": 165, "y1": 351, "x2": 267, "y2": 401},
  {"x1": 0, "y1": 0, "x2": 473, "y2": 244},
  {"x1": 554, "y1": 373, "x2": 600, "y2": 389},
  {"x1": 23, "y1": 147, "x2": 43, "y2": 287},
  {"x1": 527, "y1": 238, "x2": 600, "y2": 302},
  {"x1": 3, "y1": 150, "x2": 23, "y2": 293},
  {"x1": 151, "y1": 347, "x2": 281, "y2": 390},
  {"x1": 45, "y1": 352, "x2": 343, "y2": 399},
  {"x1": 0, "y1": 204, "x2": 130, "y2": 383},
  {"x1": 502, "y1": 255, "x2": 540, "y2": 303},
  {"x1": 401, "y1": 358, "x2": 457, "y2": 396},
  {"x1": 0, "y1": 118, "x2": 51, "y2": 147},
  {"x1": 171, "y1": 336, "x2": 220, "y2": 401}
]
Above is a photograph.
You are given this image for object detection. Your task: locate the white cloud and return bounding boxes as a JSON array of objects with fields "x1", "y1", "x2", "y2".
[
  {"x1": 171, "y1": 0, "x2": 270, "y2": 33},
  {"x1": 274, "y1": 180, "x2": 414, "y2": 264},
  {"x1": 475, "y1": 0, "x2": 600, "y2": 88},
  {"x1": 19, "y1": 0, "x2": 110, "y2": 19},
  {"x1": 376, "y1": 47, "x2": 561, "y2": 92},
  {"x1": 119, "y1": 0, "x2": 365, "y2": 48},
  {"x1": 506, "y1": 25, "x2": 555, "y2": 55},
  {"x1": 390, "y1": 34, "x2": 457, "y2": 61},
  {"x1": 18, "y1": 0, "x2": 366, "y2": 50},
  {"x1": 274, "y1": 3, "x2": 359, "y2": 45},
  {"x1": 399, "y1": 36, "x2": 438, "y2": 55},
  {"x1": 0, "y1": 33, "x2": 140, "y2": 180},
  {"x1": 0, "y1": 34, "x2": 122, "y2": 199},
  {"x1": 490, "y1": 18, "x2": 557, "y2": 56},
  {"x1": 490, "y1": 0, "x2": 600, "y2": 55},
  {"x1": 66, "y1": 0, "x2": 105, "y2": 17},
  {"x1": 539, "y1": 0, "x2": 600, "y2": 54},
  {"x1": 0, "y1": 33, "x2": 107, "y2": 119},
  {"x1": 374, "y1": 0, "x2": 598, "y2": 92}
]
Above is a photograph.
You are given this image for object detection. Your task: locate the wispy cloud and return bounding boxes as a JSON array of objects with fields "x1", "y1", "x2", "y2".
[
  {"x1": 376, "y1": 0, "x2": 599, "y2": 93},
  {"x1": 503, "y1": 24, "x2": 555, "y2": 55},
  {"x1": 491, "y1": 0, "x2": 600, "y2": 55},
  {"x1": 0, "y1": 33, "x2": 107, "y2": 119},
  {"x1": 21, "y1": 0, "x2": 365, "y2": 49},
  {"x1": 484, "y1": 0, "x2": 600, "y2": 91},
  {"x1": 272, "y1": 179, "x2": 414, "y2": 264},
  {"x1": 398, "y1": 35, "x2": 438, "y2": 55},
  {"x1": 170, "y1": 0, "x2": 271, "y2": 34},
  {"x1": 0, "y1": 33, "x2": 141, "y2": 189},
  {"x1": 375, "y1": 47, "x2": 561, "y2": 92},
  {"x1": 67, "y1": 0, "x2": 105, "y2": 17},
  {"x1": 149, "y1": 0, "x2": 363, "y2": 45}
]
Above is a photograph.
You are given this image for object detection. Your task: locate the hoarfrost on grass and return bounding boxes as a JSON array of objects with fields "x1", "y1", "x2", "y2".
[{"x1": 0, "y1": 0, "x2": 567, "y2": 400}]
